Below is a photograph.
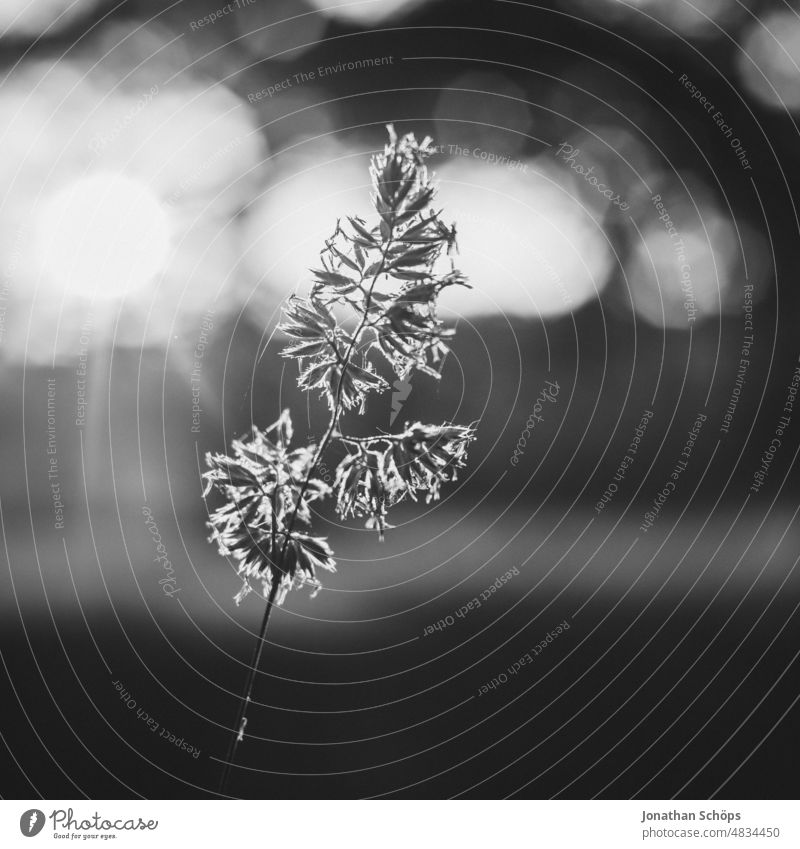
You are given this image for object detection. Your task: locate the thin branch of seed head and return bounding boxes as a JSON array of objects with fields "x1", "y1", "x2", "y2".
[
  {"x1": 277, "y1": 226, "x2": 396, "y2": 571},
  {"x1": 338, "y1": 434, "x2": 405, "y2": 445}
]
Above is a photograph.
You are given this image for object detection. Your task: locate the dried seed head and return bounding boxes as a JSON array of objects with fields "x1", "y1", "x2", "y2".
[{"x1": 203, "y1": 410, "x2": 335, "y2": 605}]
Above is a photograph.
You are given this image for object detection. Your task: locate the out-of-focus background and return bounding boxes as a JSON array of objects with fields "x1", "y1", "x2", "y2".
[{"x1": 1, "y1": 0, "x2": 799, "y2": 799}]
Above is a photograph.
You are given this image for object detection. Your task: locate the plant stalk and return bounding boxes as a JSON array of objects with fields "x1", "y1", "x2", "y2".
[
  {"x1": 218, "y1": 577, "x2": 280, "y2": 797},
  {"x1": 218, "y1": 228, "x2": 394, "y2": 797}
]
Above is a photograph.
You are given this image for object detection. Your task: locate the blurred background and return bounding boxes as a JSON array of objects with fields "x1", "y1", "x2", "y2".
[{"x1": 1, "y1": 0, "x2": 799, "y2": 799}]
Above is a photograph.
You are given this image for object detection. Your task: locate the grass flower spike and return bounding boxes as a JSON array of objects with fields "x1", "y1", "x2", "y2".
[{"x1": 204, "y1": 126, "x2": 478, "y2": 794}]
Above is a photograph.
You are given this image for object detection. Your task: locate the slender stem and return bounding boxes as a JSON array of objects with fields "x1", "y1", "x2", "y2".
[
  {"x1": 218, "y1": 223, "x2": 395, "y2": 797},
  {"x1": 218, "y1": 577, "x2": 280, "y2": 797}
]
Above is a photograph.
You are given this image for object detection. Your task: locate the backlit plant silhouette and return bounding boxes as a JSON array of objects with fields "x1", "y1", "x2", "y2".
[{"x1": 203, "y1": 126, "x2": 477, "y2": 795}]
